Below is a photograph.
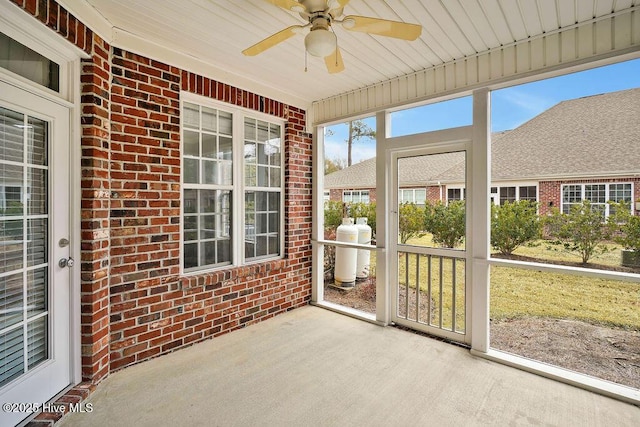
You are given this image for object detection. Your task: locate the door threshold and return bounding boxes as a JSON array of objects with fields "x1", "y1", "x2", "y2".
[{"x1": 312, "y1": 301, "x2": 385, "y2": 326}]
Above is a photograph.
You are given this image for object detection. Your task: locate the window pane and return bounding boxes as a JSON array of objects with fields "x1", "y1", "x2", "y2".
[
  {"x1": 184, "y1": 159, "x2": 198, "y2": 183},
  {"x1": 183, "y1": 103, "x2": 199, "y2": 128},
  {"x1": 499, "y1": 187, "x2": 516, "y2": 204},
  {"x1": 269, "y1": 167, "x2": 280, "y2": 187},
  {"x1": 28, "y1": 168, "x2": 47, "y2": 215},
  {"x1": 183, "y1": 189, "x2": 197, "y2": 214},
  {"x1": 184, "y1": 130, "x2": 199, "y2": 156},
  {"x1": 244, "y1": 118, "x2": 256, "y2": 140},
  {"x1": 244, "y1": 142, "x2": 256, "y2": 164},
  {"x1": 219, "y1": 137, "x2": 232, "y2": 160},
  {"x1": 27, "y1": 117, "x2": 47, "y2": 166},
  {"x1": 0, "y1": 107, "x2": 25, "y2": 163},
  {"x1": 585, "y1": 184, "x2": 605, "y2": 203},
  {"x1": 0, "y1": 32, "x2": 59, "y2": 91},
  {"x1": 257, "y1": 166, "x2": 268, "y2": 187},
  {"x1": 219, "y1": 111, "x2": 232, "y2": 135},
  {"x1": 563, "y1": 185, "x2": 581, "y2": 203},
  {"x1": 184, "y1": 243, "x2": 197, "y2": 269},
  {"x1": 609, "y1": 183, "x2": 631, "y2": 202},
  {"x1": 257, "y1": 121, "x2": 269, "y2": 142},
  {"x1": 202, "y1": 107, "x2": 216, "y2": 132},
  {"x1": 203, "y1": 160, "x2": 218, "y2": 185},
  {"x1": 519, "y1": 186, "x2": 537, "y2": 201},
  {"x1": 202, "y1": 134, "x2": 216, "y2": 158}
]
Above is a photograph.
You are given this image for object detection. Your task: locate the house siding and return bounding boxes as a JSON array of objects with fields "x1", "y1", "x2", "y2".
[{"x1": 9, "y1": 1, "x2": 312, "y2": 423}]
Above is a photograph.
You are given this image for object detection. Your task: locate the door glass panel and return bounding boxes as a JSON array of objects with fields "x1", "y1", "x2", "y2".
[
  {"x1": 0, "y1": 106, "x2": 49, "y2": 388},
  {"x1": 398, "y1": 151, "x2": 466, "y2": 250}
]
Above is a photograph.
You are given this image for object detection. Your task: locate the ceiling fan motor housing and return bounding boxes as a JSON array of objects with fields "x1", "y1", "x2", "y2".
[{"x1": 304, "y1": 17, "x2": 336, "y2": 57}]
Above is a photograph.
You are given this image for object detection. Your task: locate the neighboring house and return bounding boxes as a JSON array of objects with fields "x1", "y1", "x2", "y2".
[{"x1": 325, "y1": 88, "x2": 640, "y2": 217}]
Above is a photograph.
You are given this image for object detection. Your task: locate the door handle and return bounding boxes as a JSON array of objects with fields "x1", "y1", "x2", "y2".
[{"x1": 58, "y1": 257, "x2": 74, "y2": 268}]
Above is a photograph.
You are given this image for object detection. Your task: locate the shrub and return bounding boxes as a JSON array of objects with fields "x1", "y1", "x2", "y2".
[
  {"x1": 545, "y1": 200, "x2": 612, "y2": 264},
  {"x1": 491, "y1": 200, "x2": 541, "y2": 255},
  {"x1": 398, "y1": 202, "x2": 426, "y2": 244},
  {"x1": 424, "y1": 200, "x2": 465, "y2": 248},
  {"x1": 350, "y1": 202, "x2": 377, "y2": 238},
  {"x1": 608, "y1": 201, "x2": 640, "y2": 253},
  {"x1": 324, "y1": 200, "x2": 344, "y2": 232}
]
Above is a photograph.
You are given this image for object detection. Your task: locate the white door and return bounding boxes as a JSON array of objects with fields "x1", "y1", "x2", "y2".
[
  {"x1": 389, "y1": 135, "x2": 471, "y2": 345},
  {"x1": 0, "y1": 81, "x2": 71, "y2": 426}
]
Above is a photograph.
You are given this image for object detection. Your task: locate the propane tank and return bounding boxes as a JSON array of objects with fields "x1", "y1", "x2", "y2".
[
  {"x1": 355, "y1": 217, "x2": 372, "y2": 281},
  {"x1": 334, "y1": 217, "x2": 358, "y2": 287}
]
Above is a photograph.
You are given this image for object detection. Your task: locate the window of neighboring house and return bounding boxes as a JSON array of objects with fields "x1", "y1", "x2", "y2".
[
  {"x1": 496, "y1": 185, "x2": 537, "y2": 204},
  {"x1": 519, "y1": 186, "x2": 537, "y2": 201},
  {"x1": 343, "y1": 190, "x2": 369, "y2": 204},
  {"x1": 399, "y1": 188, "x2": 426, "y2": 205},
  {"x1": 182, "y1": 100, "x2": 283, "y2": 272},
  {"x1": 562, "y1": 183, "x2": 632, "y2": 217},
  {"x1": 323, "y1": 191, "x2": 330, "y2": 202},
  {"x1": 499, "y1": 187, "x2": 516, "y2": 204},
  {"x1": 447, "y1": 188, "x2": 464, "y2": 202}
]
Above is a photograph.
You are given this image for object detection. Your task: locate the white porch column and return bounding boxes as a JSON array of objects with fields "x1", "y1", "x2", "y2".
[{"x1": 470, "y1": 88, "x2": 491, "y2": 352}]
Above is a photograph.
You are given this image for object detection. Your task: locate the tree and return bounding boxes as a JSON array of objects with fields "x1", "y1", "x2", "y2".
[
  {"x1": 608, "y1": 201, "x2": 640, "y2": 254},
  {"x1": 545, "y1": 200, "x2": 612, "y2": 264},
  {"x1": 398, "y1": 202, "x2": 426, "y2": 244},
  {"x1": 424, "y1": 201, "x2": 466, "y2": 248},
  {"x1": 324, "y1": 157, "x2": 346, "y2": 175},
  {"x1": 491, "y1": 200, "x2": 541, "y2": 255},
  {"x1": 346, "y1": 120, "x2": 375, "y2": 166}
]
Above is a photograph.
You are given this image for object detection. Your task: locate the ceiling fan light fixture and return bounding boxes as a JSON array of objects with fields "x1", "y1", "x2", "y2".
[{"x1": 304, "y1": 28, "x2": 336, "y2": 57}]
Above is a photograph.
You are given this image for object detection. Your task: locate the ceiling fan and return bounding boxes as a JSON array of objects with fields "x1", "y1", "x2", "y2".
[{"x1": 242, "y1": 0, "x2": 422, "y2": 73}]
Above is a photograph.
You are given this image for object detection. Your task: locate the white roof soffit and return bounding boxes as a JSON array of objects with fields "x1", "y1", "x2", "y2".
[
  {"x1": 54, "y1": 0, "x2": 311, "y2": 111},
  {"x1": 313, "y1": 7, "x2": 640, "y2": 125}
]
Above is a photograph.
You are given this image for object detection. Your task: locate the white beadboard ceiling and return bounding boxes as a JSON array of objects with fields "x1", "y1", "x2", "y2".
[{"x1": 60, "y1": 0, "x2": 639, "y2": 116}]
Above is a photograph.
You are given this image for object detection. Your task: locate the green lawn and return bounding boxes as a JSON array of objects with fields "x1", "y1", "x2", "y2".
[{"x1": 399, "y1": 235, "x2": 640, "y2": 330}]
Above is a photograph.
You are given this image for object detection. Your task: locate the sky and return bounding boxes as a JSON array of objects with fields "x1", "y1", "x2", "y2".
[{"x1": 324, "y1": 57, "x2": 640, "y2": 165}]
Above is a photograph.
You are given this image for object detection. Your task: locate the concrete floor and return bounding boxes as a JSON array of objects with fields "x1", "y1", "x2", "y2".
[{"x1": 60, "y1": 306, "x2": 639, "y2": 427}]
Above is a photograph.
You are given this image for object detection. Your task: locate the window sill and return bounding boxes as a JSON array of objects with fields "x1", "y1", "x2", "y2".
[{"x1": 179, "y1": 258, "x2": 288, "y2": 290}]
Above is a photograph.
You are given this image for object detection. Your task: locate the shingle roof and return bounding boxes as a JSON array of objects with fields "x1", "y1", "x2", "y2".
[
  {"x1": 324, "y1": 152, "x2": 464, "y2": 189},
  {"x1": 324, "y1": 88, "x2": 640, "y2": 188}
]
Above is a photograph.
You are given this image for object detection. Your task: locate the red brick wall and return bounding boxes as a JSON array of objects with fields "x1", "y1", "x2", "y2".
[
  {"x1": 104, "y1": 61, "x2": 312, "y2": 372},
  {"x1": 10, "y1": 0, "x2": 92, "y2": 54},
  {"x1": 79, "y1": 33, "x2": 112, "y2": 384},
  {"x1": 427, "y1": 185, "x2": 442, "y2": 203},
  {"x1": 9, "y1": 0, "x2": 312, "y2": 388}
]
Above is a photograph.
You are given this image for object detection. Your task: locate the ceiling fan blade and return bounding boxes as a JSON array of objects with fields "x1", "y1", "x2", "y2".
[
  {"x1": 328, "y1": 0, "x2": 351, "y2": 10},
  {"x1": 324, "y1": 47, "x2": 345, "y2": 74},
  {"x1": 242, "y1": 25, "x2": 305, "y2": 56},
  {"x1": 341, "y1": 15, "x2": 422, "y2": 40},
  {"x1": 266, "y1": 0, "x2": 306, "y2": 13}
]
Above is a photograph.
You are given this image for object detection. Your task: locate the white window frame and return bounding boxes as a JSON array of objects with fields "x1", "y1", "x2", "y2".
[
  {"x1": 561, "y1": 182, "x2": 633, "y2": 217},
  {"x1": 180, "y1": 93, "x2": 285, "y2": 274},
  {"x1": 486, "y1": 183, "x2": 539, "y2": 205},
  {"x1": 342, "y1": 189, "x2": 370, "y2": 204},
  {"x1": 446, "y1": 186, "x2": 465, "y2": 202},
  {"x1": 399, "y1": 187, "x2": 426, "y2": 205}
]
